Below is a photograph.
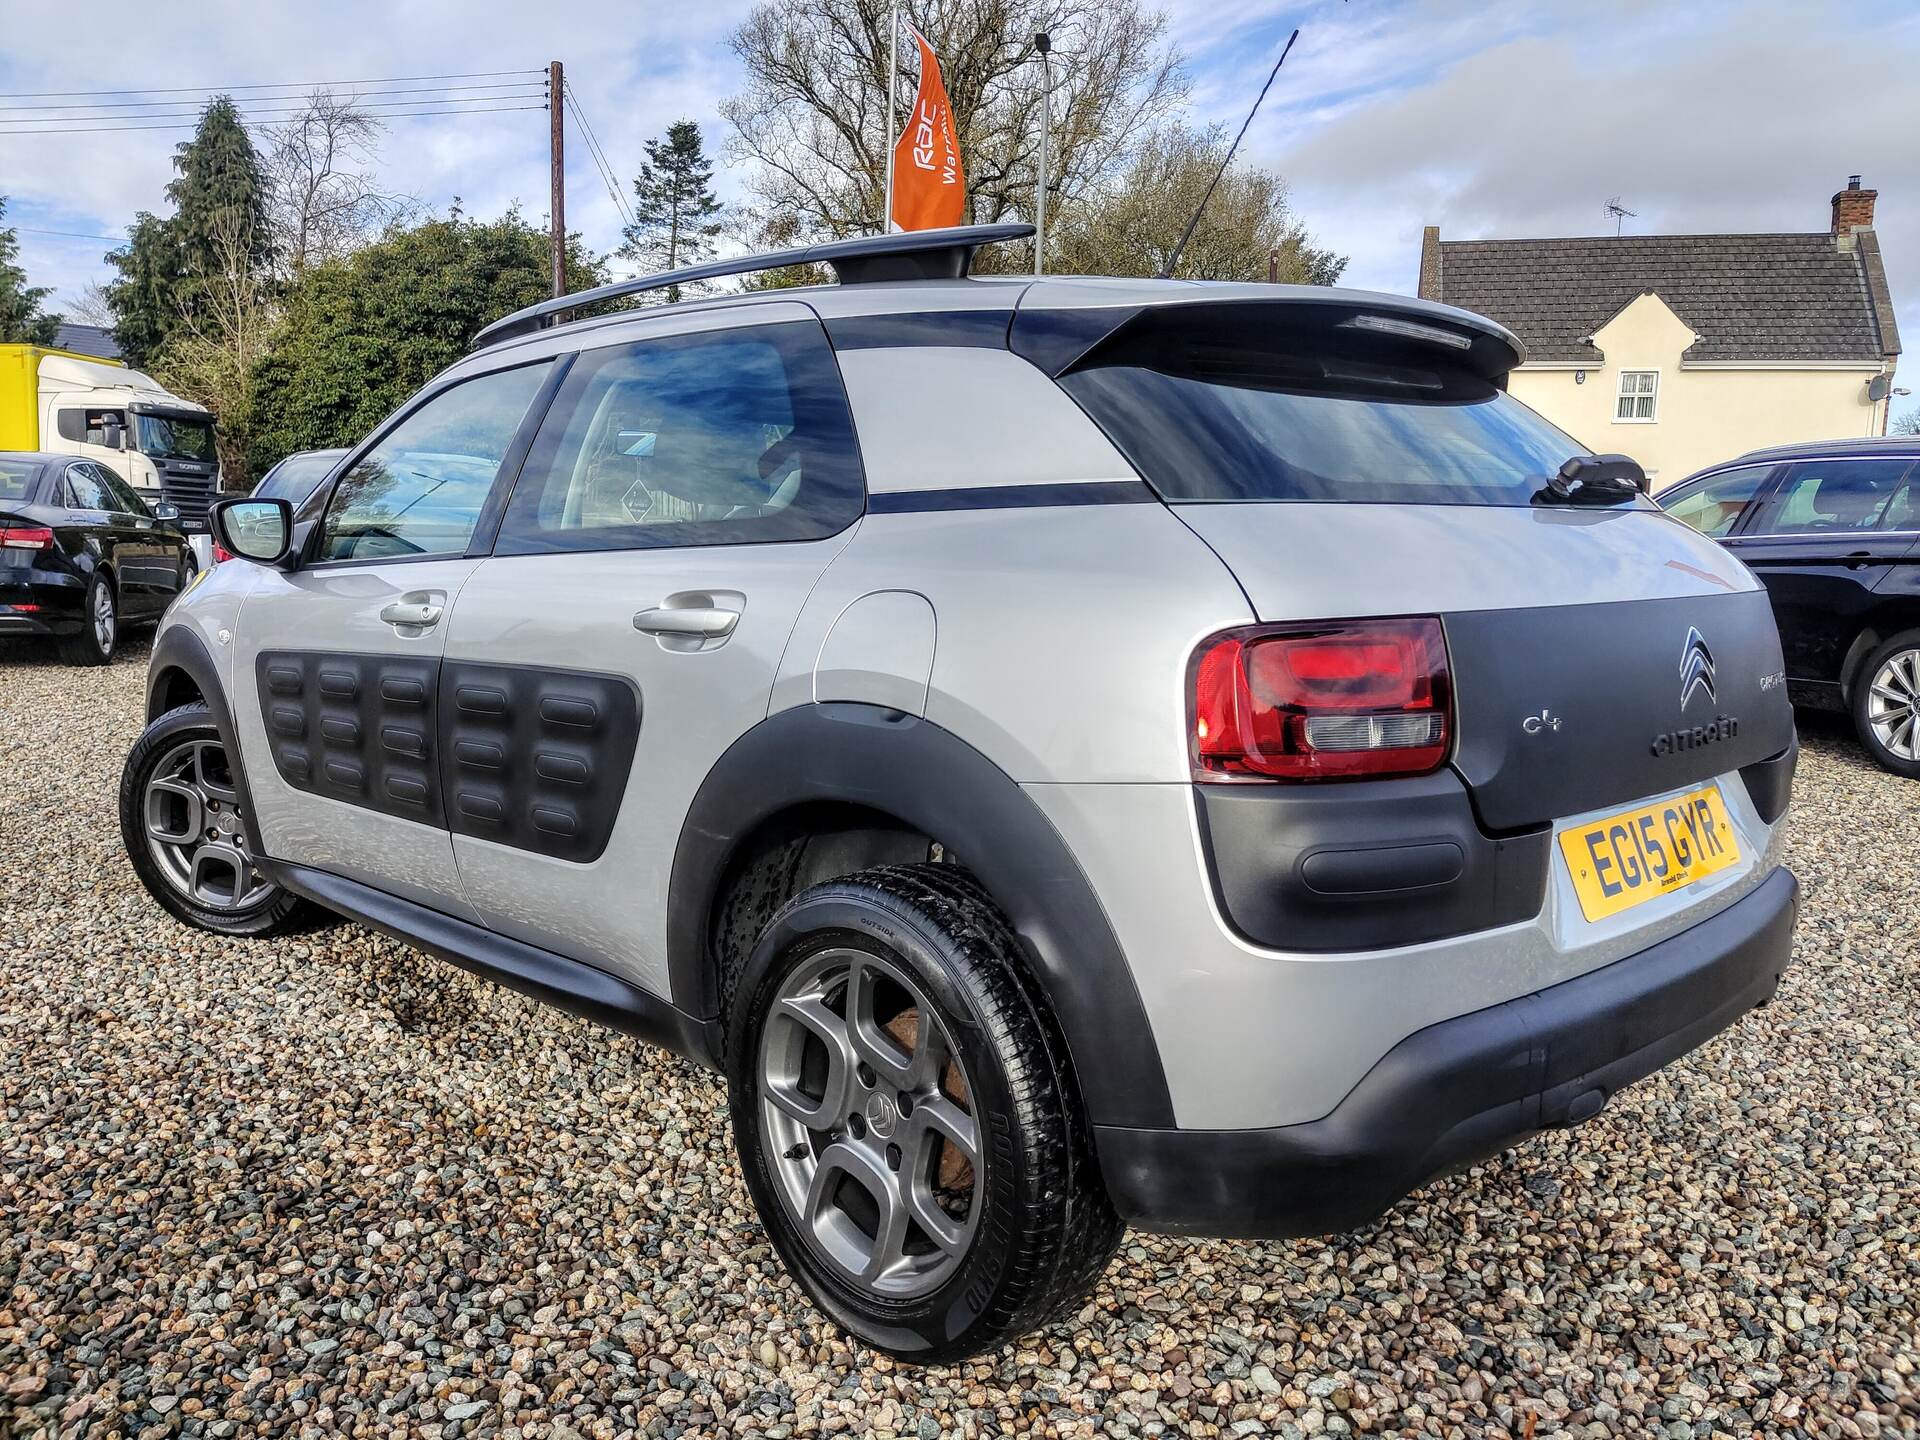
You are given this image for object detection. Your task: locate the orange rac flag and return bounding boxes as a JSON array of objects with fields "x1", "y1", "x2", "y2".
[{"x1": 891, "y1": 26, "x2": 965, "y2": 230}]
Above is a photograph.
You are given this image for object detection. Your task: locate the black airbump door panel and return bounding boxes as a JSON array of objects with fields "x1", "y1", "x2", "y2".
[
  {"x1": 254, "y1": 652, "x2": 642, "y2": 864},
  {"x1": 439, "y1": 661, "x2": 641, "y2": 863},
  {"x1": 256, "y1": 651, "x2": 445, "y2": 825}
]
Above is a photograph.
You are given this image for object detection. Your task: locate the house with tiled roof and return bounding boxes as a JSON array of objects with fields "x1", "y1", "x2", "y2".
[{"x1": 1417, "y1": 177, "x2": 1901, "y2": 488}]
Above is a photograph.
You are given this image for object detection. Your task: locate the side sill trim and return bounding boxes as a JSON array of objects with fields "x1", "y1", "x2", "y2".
[{"x1": 266, "y1": 860, "x2": 718, "y2": 1068}]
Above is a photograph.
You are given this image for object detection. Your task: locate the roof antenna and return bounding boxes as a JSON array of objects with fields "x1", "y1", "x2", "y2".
[
  {"x1": 1159, "y1": 28, "x2": 1300, "y2": 280},
  {"x1": 1604, "y1": 197, "x2": 1637, "y2": 236}
]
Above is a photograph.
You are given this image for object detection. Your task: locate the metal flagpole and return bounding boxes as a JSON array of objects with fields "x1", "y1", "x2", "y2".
[
  {"x1": 1033, "y1": 32, "x2": 1051, "y2": 274},
  {"x1": 883, "y1": 1, "x2": 900, "y2": 232}
]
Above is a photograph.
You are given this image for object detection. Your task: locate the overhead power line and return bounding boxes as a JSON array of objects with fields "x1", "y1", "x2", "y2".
[
  {"x1": 0, "y1": 80, "x2": 551, "y2": 114},
  {"x1": 0, "y1": 91, "x2": 548, "y2": 126},
  {"x1": 563, "y1": 82, "x2": 633, "y2": 230},
  {"x1": 0, "y1": 102, "x2": 550, "y2": 138},
  {"x1": 0, "y1": 69, "x2": 544, "y2": 101}
]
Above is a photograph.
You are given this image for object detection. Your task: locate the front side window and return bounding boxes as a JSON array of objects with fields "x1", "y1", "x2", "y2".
[
  {"x1": 1660, "y1": 464, "x2": 1772, "y2": 537},
  {"x1": 1615, "y1": 370, "x2": 1659, "y2": 422},
  {"x1": 133, "y1": 412, "x2": 216, "y2": 461},
  {"x1": 496, "y1": 320, "x2": 864, "y2": 554},
  {"x1": 96, "y1": 466, "x2": 153, "y2": 518},
  {"x1": 317, "y1": 361, "x2": 554, "y2": 563},
  {"x1": 1757, "y1": 458, "x2": 1915, "y2": 535}
]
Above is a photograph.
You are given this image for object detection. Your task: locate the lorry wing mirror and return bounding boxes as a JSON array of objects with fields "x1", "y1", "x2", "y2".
[
  {"x1": 101, "y1": 419, "x2": 124, "y2": 450},
  {"x1": 210, "y1": 497, "x2": 295, "y2": 567}
]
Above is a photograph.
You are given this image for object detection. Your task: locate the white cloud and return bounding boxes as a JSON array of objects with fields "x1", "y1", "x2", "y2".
[
  {"x1": 1172, "y1": 1, "x2": 1918, "y2": 385},
  {"x1": 5, "y1": 0, "x2": 1914, "y2": 405}
]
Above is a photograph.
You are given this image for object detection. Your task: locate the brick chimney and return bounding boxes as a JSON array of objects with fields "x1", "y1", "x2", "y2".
[
  {"x1": 1832, "y1": 175, "x2": 1877, "y2": 234},
  {"x1": 1418, "y1": 226, "x2": 1442, "y2": 300}
]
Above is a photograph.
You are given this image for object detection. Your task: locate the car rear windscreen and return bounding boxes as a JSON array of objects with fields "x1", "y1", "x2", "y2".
[
  {"x1": 0, "y1": 461, "x2": 40, "y2": 503},
  {"x1": 1056, "y1": 306, "x2": 1598, "y2": 507}
]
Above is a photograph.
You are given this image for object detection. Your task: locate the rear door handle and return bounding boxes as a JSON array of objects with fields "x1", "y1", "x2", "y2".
[
  {"x1": 633, "y1": 590, "x2": 746, "y2": 651},
  {"x1": 633, "y1": 606, "x2": 738, "y2": 637},
  {"x1": 381, "y1": 600, "x2": 443, "y2": 628},
  {"x1": 1846, "y1": 551, "x2": 1875, "y2": 570}
]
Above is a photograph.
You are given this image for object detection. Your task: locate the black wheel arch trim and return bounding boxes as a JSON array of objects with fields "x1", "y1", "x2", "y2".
[
  {"x1": 667, "y1": 702, "x2": 1178, "y2": 1130},
  {"x1": 146, "y1": 623, "x2": 270, "y2": 857}
]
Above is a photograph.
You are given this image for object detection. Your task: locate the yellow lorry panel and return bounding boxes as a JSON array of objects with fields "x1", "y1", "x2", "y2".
[{"x1": 0, "y1": 344, "x2": 130, "y2": 453}]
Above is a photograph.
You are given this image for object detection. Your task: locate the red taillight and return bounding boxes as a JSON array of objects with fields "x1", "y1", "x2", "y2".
[
  {"x1": 0, "y1": 525, "x2": 54, "y2": 551},
  {"x1": 1191, "y1": 617, "x2": 1452, "y2": 781},
  {"x1": 212, "y1": 544, "x2": 234, "y2": 564}
]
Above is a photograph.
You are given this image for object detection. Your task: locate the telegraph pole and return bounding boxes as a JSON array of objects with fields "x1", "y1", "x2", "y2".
[
  {"x1": 549, "y1": 60, "x2": 566, "y2": 298},
  {"x1": 1033, "y1": 32, "x2": 1051, "y2": 275}
]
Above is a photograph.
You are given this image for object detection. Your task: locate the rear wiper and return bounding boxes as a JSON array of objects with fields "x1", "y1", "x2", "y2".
[{"x1": 1530, "y1": 453, "x2": 1648, "y2": 507}]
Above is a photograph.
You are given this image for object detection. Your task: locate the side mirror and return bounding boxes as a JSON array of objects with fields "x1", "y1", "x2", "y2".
[
  {"x1": 210, "y1": 496, "x2": 294, "y2": 567},
  {"x1": 1547, "y1": 453, "x2": 1648, "y2": 500},
  {"x1": 101, "y1": 419, "x2": 125, "y2": 451},
  {"x1": 152, "y1": 502, "x2": 181, "y2": 523}
]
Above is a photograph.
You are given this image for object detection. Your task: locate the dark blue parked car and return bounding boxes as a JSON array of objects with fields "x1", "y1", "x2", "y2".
[{"x1": 1660, "y1": 436, "x2": 1920, "y2": 777}]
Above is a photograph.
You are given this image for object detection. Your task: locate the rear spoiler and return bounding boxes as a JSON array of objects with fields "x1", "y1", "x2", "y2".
[{"x1": 1010, "y1": 291, "x2": 1526, "y2": 385}]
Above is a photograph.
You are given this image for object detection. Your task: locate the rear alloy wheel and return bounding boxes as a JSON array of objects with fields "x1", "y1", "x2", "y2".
[
  {"x1": 1854, "y1": 631, "x2": 1920, "y2": 779},
  {"x1": 119, "y1": 704, "x2": 314, "y2": 936},
  {"x1": 58, "y1": 572, "x2": 118, "y2": 665},
  {"x1": 727, "y1": 864, "x2": 1120, "y2": 1361}
]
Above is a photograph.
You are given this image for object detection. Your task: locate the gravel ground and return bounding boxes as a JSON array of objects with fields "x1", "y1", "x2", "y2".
[{"x1": 1, "y1": 635, "x2": 1916, "y2": 1440}]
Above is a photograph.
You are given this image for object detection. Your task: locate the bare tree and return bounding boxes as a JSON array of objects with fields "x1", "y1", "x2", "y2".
[
  {"x1": 263, "y1": 90, "x2": 407, "y2": 275},
  {"x1": 723, "y1": 0, "x2": 1185, "y2": 247},
  {"x1": 159, "y1": 207, "x2": 275, "y2": 486},
  {"x1": 62, "y1": 281, "x2": 118, "y2": 329},
  {"x1": 1048, "y1": 124, "x2": 1346, "y2": 283}
]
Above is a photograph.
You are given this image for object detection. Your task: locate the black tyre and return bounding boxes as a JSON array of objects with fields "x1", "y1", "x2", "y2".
[
  {"x1": 727, "y1": 863, "x2": 1120, "y2": 1362},
  {"x1": 58, "y1": 570, "x2": 118, "y2": 665},
  {"x1": 119, "y1": 703, "x2": 314, "y2": 936},
  {"x1": 1852, "y1": 629, "x2": 1920, "y2": 779}
]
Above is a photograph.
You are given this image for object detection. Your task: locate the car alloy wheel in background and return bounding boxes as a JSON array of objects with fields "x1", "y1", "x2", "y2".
[{"x1": 1857, "y1": 632, "x2": 1920, "y2": 778}]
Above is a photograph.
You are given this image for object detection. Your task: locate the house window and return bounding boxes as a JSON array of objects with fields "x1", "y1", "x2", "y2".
[{"x1": 1615, "y1": 370, "x2": 1659, "y2": 422}]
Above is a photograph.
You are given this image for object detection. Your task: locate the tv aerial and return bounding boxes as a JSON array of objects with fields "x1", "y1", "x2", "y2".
[{"x1": 1604, "y1": 197, "x2": 1637, "y2": 236}]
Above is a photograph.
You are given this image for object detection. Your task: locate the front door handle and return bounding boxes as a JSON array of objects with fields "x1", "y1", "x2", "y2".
[
  {"x1": 1846, "y1": 551, "x2": 1875, "y2": 571},
  {"x1": 381, "y1": 600, "x2": 443, "y2": 628},
  {"x1": 633, "y1": 606, "x2": 738, "y2": 638}
]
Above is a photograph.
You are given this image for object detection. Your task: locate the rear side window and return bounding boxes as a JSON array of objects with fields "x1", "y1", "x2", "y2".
[
  {"x1": 1755, "y1": 458, "x2": 1915, "y2": 535},
  {"x1": 63, "y1": 463, "x2": 114, "y2": 510},
  {"x1": 495, "y1": 319, "x2": 864, "y2": 555},
  {"x1": 1055, "y1": 306, "x2": 1591, "y2": 507},
  {"x1": 317, "y1": 361, "x2": 553, "y2": 563}
]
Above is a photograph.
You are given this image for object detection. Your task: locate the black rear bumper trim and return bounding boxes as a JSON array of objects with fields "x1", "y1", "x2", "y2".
[{"x1": 1094, "y1": 866, "x2": 1798, "y2": 1239}]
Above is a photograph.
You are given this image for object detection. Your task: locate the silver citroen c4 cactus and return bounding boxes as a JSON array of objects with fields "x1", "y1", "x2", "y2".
[{"x1": 120, "y1": 224, "x2": 1800, "y2": 1361}]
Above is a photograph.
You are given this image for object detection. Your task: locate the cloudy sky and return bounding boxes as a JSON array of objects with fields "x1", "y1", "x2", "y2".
[{"x1": 2, "y1": 0, "x2": 1913, "y2": 403}]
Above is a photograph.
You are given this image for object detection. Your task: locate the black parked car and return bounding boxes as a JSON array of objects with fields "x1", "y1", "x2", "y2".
[
  {"x1": 1659, "y1": 436, "x2": 1920, "y2": 777},
  {"x1": 0, "y1": 450, "x2": 194, "y2": 665}
]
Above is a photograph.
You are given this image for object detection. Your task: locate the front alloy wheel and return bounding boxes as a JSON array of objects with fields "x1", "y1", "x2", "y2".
[
  {"x1": 119, "y1": 704, "x2": 313, "y2": 935},
  {"x1": 728, "y1": 864, "x2": 1120, "y2": 1361}
]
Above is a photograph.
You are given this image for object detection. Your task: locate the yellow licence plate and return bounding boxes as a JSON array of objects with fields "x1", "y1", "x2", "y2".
[{"x1": 1558, "y1": 784, "x2": 1741, "y2": 922}]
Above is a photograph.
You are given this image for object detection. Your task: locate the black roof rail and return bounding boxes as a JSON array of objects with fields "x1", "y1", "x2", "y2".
[{"x1": 470, "y1": 222, "x2": 1034, "y2": 351}]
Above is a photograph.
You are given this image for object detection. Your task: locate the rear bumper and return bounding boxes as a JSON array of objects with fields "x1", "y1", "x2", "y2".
[
  {"x1": 1094, "y1": 865, "x2": 1798, "y2": 1239},
  {"x1": 0, "y1": 573, "x2": 85, "y2": 636}
]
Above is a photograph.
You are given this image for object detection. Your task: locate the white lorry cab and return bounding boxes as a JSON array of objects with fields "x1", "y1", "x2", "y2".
[{"x1": 0, "y1": 344, "x2": 222, "y2": 534}]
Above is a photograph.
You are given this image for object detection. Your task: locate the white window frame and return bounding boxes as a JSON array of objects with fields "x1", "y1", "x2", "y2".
[{"x1": 1614, "y1": 369, "x2": 1660, "y2": 423}]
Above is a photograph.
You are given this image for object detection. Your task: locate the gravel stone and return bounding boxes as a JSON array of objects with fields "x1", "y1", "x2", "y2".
[{"x1": 1, "y1": 638, "x2": 1916, "y2": 1439}]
